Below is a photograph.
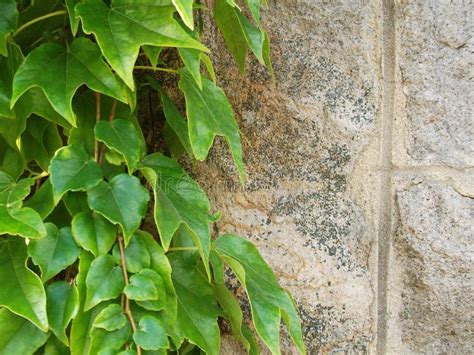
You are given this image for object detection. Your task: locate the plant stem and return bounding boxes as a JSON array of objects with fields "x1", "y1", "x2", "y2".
[
  {"x1": 134, "y1": 65, "x2": 179, "y2": 74},
  {"x1": 118, "y1": 234, "x2": 141, "y2": 355},
  {"x1": 13, "y1": 10, "x2": 67, "y2": 37},
  {"x1": 94, "y1": 93, "x2": 101, "y2": 163},
  {"x1": 168, "y1": 246, "x2": 198, "y2": 251}
]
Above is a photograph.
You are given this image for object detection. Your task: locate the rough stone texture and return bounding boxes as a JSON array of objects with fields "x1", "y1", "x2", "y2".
[
  {"x1": 392, "y1": 181, "x2": 473, "y2": 354},
  {"x1": 394, "y1": 1, "x2": 474, "y2": 168}
]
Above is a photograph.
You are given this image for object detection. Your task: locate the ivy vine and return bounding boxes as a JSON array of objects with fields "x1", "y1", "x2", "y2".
[{"x1": 0, "y1": 0, "x2": 305, "y2": 354}]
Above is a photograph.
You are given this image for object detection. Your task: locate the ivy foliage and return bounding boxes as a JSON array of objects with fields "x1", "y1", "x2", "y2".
[{"x1": 0, "y1": 0, "x2": 305, "y2": 354}]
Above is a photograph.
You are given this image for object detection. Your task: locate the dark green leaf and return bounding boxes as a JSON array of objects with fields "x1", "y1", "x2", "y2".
[
  {"x1": 24, "y1": 179, "x2": 55, "y2": 219},
  {"x1": 135, "y1": 271, "x2": 166, "y2": 312},
  {"x1": 178, "y1": 68, "x2": 244, "y2": 182},
  {"x1": 133, "y1": 315, "x2": 170, "y2": 351},
  {"x1": 89, "y1": 323, "x2": 132, "y2": 354},
  {"x1": 93, "y1": 303, "x2": 127, "y2": 331},
  {"x1": 85, "y1": 254, "x2": 124, "y2": 310},
  {"x1": 49, "y1": 144, "x2": 102, "y2": 202},
  {"x1": 70, "y1": 252, "x2": 95, "y2": 355},
  {"x1": 170, "y1": 254, "x2": 220, "y2": 355},
  {"x1": 20, "y1": 116, "x2": 62, "y2": 170},
  {"x1": 11, "y1": 38, "x2": 128, "y2": 126},
  {"x1": 72, "y1": 211, "x2": 117, "y2": 257},
  {"x1": 214, "y1": 235, "x2": 305, "y2": 354},
  {"x1": 66, "y1": 0, "x2": 81, "y2": 36},
  {"x1": 112, "y1": 231, "x2": 151, "y2": 273},
  {"x1": 94, "y1": 119, "x2": 141, "y2": 172},
  {"x1": 139, "y1": 153, "x2": 211, "y2": 277},
  {"x1": 0, "y1": 308, "x2": 48, "y2": 354},
  {"x1": 28, "y1": 223, "x2": 80, "y2": 282},
  {"x1": 0, "y1": 0, "x2": 18, "y2": 56},
  {"x1": 0, "y1": 137, "x2": 24, "y2": 179},
  {"x1": 214, "y1": 0, "x2": 247, "y2": 72},
  {"x1": 76, "y1": 0, "x2": 207, "y2": 89},
  {"x1": 0, "y1": 236, "x2": 48, "y2": 331},
  {"x1": 136, "y1": 232, "x2": 180, "y2": 345},
  {"x1": 46, "y1": 281, "x2": 80, "y2": 345},
  {"x1": 161, "y1": 102, "x2": 191, "y2": 156},
  {"x1": 215, "y1": 0, "x2": 265, "y2": 69},
  {"x1": 0, "y1": 172, "x2": 46, "y2": 238},
  {"x1": 87, "y1": 174, "x2": 149, "y2": 244}
]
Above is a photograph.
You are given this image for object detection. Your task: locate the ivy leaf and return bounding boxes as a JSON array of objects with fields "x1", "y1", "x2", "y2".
[
  {"x1": 11, "y1": 38, "x2": 128, "y2": 126},
  {"x1": 93, "y1": 304, "x2": 127, "y2": 331},
  {"x1": 20, "y1": 116, "x2": 62, "y2": 170},
  {"x1": 172, "y1": 0, "x2": 194, "y2": 30},
  {"x1": 76, "y1": 0, "x2": 207, "y2": 89},
  {"x1": 89, "y1": 323, "x2": 132, "y2": 354},
  {"x1": 65, "y1": 0, "x2": 81, "y2": 36},
  {"x1": 49, "y1": 144, "x2": 102, "y2": 203},
  {"x1": 214, "y1": 0, "x2": 264, "y2": 70},
  {"x1": 143, "y1": 46, "x2": 162, "y2": 68},
  {"x1": 244, "y1": 0, "x2": 261, "y2": 24},
  {"x1": 0, "y1": 309, "x2": 48, "y2": 354},
  {"x1": 0, "y1": 172, "x2": 46, "y2": 238},
  {"x1": 28, "y1": 223, "x2": 81, "y2": 282},
  {"x1": 24, "y1": 179, "x2": 55, "y2": 219},
  {"x1": 133, "y1": 315, "x2": 170, "y2": 351},
  {"x1": 214, "y1": 235, "x2": 306, "y2": 355},
  {"x1": 85, "y1": 254, "x2": 125, "y2": 310},
  {"x1": 179, "y1": 47, "x2": 202, "y2": 89},
  {"x1": 135, "y1": 270, "x2": 166, "y2": 312},
  {"x1": 178, "y1": 68, "x2": 245, "y2": 182},
  {"x1": 94, "y1": 119, "x2": 142, "y2": 172},
  {"x1": 44, "y1": 335, "x2": 70, "y2": 355},
  {"x1": 169, "y1": 254, "x2": 220, "y2": 355},
  {"x1": 112, "y1": 231, "x2": 151, "y2": 273},
  {"x1": 139, "y1": 153, "x2": 212, "y2": 278},
  {"x1": 136, "y1": 232, "x2": 180, "y2": 345},
  {"x1": 124, "y1": 269, "x2": 159, "y2": 301},
  {"x1": 214, "y1": 283, "x2": 259, "y2": 354},
  {"x1": 70, "y1": 252, "x2": 96, "y2": 354},
  {"x1": 87, "y1": 174, "x2": 149, "y2": 245},
  {"x1": 214, "y1": 0, "x2": 247, "y2": 72},
  {"x1": 147, "y1": 78, "x2": 192, "y2": 157},
  {"x1": 46, "y1": 281, "x2": 80, "y2": 345},
  {"x1": 0, "y1": 0, "x2": 18, "y2": 56},
  {"x1": 0, "y1": 236, "x2": 48, "y2": 331},
  {"x1": 71, "y1": 211, "x2": 117, "y2": 257}
]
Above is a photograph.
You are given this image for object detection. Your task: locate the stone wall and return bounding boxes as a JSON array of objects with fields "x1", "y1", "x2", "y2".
[{"x1": 193, "y1": 0, "x2": 473, "y2": 353}]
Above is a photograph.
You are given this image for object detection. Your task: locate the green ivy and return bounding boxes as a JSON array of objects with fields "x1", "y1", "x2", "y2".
[{"x1": 0, "y1": 0, "x2": 305, "y2": 354}]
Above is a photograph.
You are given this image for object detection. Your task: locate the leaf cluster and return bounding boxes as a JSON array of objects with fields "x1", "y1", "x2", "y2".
[{"x1": 0, "y1": 0, "x2": 304, "y2": 354}]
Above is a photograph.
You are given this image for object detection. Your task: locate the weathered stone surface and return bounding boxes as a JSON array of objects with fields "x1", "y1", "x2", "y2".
[
  {"x1": 194, "y1": 0, "x2": 382, "y2": 352},
  {"x1": 392, "y1": 181, "x2": 474, "y2": 354},
  {"x1": 395, "y1": 1, "x2": 474, "y2": 168}
]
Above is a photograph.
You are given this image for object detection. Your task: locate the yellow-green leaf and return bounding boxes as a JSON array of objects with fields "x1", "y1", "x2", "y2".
[
  {"x1": 11, "y1": 38, "x2": 128, "y2": 126},
  {"x1": 214, "y1": 235, "x2": 305, "y2": 355},
  {"x1": 178, "y1": 68, "x2": 245, "y2": 182},
  {"x1": 76, "y1": 0, "x2": 207, "y2": 89}
]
